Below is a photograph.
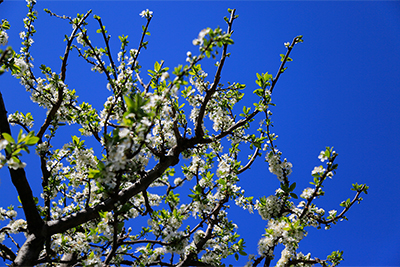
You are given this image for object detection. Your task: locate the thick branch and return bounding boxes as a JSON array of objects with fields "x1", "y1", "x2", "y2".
[
  {"x1": 11, "y1": 233, "x2": 45, "y2": 266},
  {"x1": 0, "y1": 92, "x2": 43, "y2": 233}
]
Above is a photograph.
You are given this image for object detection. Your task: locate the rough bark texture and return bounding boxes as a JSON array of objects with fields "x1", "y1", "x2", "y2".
[
  {"x1": 12, "y1": 233, "x2": 45, "y2": 266},
  {"x1": 0, "y1": 92, "x2": 46, "y2": 266}
]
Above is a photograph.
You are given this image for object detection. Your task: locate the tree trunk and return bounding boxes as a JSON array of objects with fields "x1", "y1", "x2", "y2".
[{"x1": 12, "y1": 233, "x2": 45, "y2": 266}]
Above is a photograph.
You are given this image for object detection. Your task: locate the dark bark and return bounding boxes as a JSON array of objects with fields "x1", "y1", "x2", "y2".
[
  {"x1": 12, "y1": 233, "x2": 45, "y2": 266},
  {"x1": 0, "y1": 92, "x2": 45, "y2": 266}
]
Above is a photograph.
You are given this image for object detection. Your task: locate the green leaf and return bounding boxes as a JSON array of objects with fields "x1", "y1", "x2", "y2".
[
  {"x1": 154, "y1": 61, "x2": 160, "y2": 72},
  {"x1": 72, "y1": 135, "x2": 80, "y2": 145},
  {"x1": 2, "y1": 133, "x2": 15, "y2": 144},
  {"x1": 289, "y1": 182, "x2": 296, "y2": 192},
  {"x1": 25, "y1": 135, "x2": 39, "y2": 145}
]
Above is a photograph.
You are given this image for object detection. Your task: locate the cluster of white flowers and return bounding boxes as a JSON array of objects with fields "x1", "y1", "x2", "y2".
[
  {"x1": 189, "y1": 69, "x2": 208, "y2": 95},
  {"x1": 186, "y1": 51, "x2": 193, "y2": 63},
  {"x1": 318, "y1": 150, "x2": 328, "y2": 162},
  {"x1": 0, "y1": 207, "x2": 6, "y2": 221},
  {"x1": 101, "y1": 95, "x2": 125, "y2": 124},
  {"x1": 13, "y1": 57, "x2": 30, "y2": 76},
  {"x1": 300, "y1": 187, "x2": 314, "y2": 199},
  {"x1": 255, "y1": 195, "x2": 281, "y2": 220},
  {"x1": 52, "y1": 232, "x2": 93, "y2": 256},
  {"x1": 258, "y1": 218, "x2": 304, "y2": 260},
  {"x1": 0, "y1": 137, "x2": 28, "y2": 170},
  {"x1": 91, "y1": 54, "x2": 105, "y2": 73},
  {"x1": 134, "y1": 246, "x2": 165, "y2": 266},
  {"x1": 216, "y1": 154, "x2": 233, "y2": 178},
  {"x1": 150, "y1": 108, "x2": 177, "y2": 148},
  {"x1": 75, "y1": 32, "x2": 87, "y2": 46},
  {"x1": 186, "y1": 155, "x2": 205, "y2": 180},
  {"x1": 235, "y1": 193, "x2": 254, "y2": 213},
  {"x1": 82, "y1": 251, "x2": 102, "y2": 266},
  {"x1": 292, "y1": 200, "x2": 325, "y2": 228},
  {"x1": 266, "y1": 151, "x2": 293, "y2": 182},
  {"x1": 174, "y1": 177, "x2": 183, "y2": 186},
  {"x1": 27, "y1": 75, "x2": 81, "y2": 127},
  {"x1": 311, "y1": 165, "x2": 325, "y2": 176},
  {"x1": 8, "y1": 111, "x2": 34, "y2": 128},
  {"x1": 6, "y1": 209, "x2": 17, "y2": 219},
  {"x1": 67, "y1": 147, "x2": 97, "y2": 186},
  {"x1": 9, "y1": 219, "x2": 27, "y2": 234},
  {"x1": 0, "y1": 30, "x2": 8, "y2": 46},
  {"x1": 0, "y1": 138, "x2": 8, "y2": 150},
  {"x1": 193, "y1": 28, "x2": 210, "y2": 46},
  {"x1": 160, "y1": 72, "x2": 170, "y2": 82},
  {"x1": 328, "y1": 209, "x2": 337, "y2": 218},
  {"x1": 209, "y1": 103, "x2": 234, "y2": 132},
  {"x1": 139, "y1": 9, "x2": 153, "y2": 19},
  {"x1": 8, "y1": 157, "x2": 27, "y2": 170}
]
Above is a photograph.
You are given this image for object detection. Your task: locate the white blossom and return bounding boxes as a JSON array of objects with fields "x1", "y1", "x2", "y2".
[
  {"x1": 14, "y1": 58, "x2": 29, "y2": 73},
  {"x1": 266, "y1": 151, "x2": 292, "y2": 182},
  {"x1": 312, "y1": 165, "x2": 325, "y2": 176},
  {"x1": 318, "y1": 150, "x2": 328, "y2": 162},
  {"x1": 9, "y1": 219, "x2": 27, "y2": 233},
  {"x1": 0, "y1": 31, "x2": 8, "y2": 46},
  {"x1": 6, "y1": 209, "x2": 17, "y2": 219},
  {"x1": 0, "y1": 139, "x2": 8, "y2": 150},
  {"x1": 256, "y1": 195, "x2": 281, "y2": 220},
  {"x1": 160, "y1": 72, "x2": 170, "y2": 82},
  {"x1": 19, "y1": 31, "x2": 26, "y2": 39},
  {"x1": 139, "y1": 9, "x2": 153, "y2": 19},
  {"x1": 7, "y1": 158, "x2": 26, "y2": 170},
  {"x1": 174, "y1": 177, "x2": 183, "y2": 186},
  {"x1": 300, "y1": 188, "x2": 314, "y2": 199},
  {"x1": 192, "y1": 28, "x2": 210, "y2": 46}
]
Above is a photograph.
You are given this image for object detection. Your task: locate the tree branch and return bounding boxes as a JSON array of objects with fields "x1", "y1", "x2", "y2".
[
  {"x1": 0, "y1": 92, "x2": 43, "y2": 233},
  {"x1": 37, "y1": 10, "x2": 92, "y2": 140},
  {"x1": 270, "y1": 35, "x2": 302, "y2": 94},
  {"x1": 194, "y1": 9, "x2": 236, "y2": 138},
  {"x1": 0, "y1": 243, "x2": 16, "y2": 262}
]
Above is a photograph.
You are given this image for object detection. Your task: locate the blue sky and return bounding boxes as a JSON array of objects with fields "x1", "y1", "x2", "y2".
[{"x1": 1, "y1": 0, "x2": 400, "y2": 266}]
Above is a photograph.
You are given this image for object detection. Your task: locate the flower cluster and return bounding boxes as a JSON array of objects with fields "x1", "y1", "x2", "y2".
[
  {"x1": 139, "y1": 9, "x2": 153, "y2": 19},
  {"x1": 258, "y1": 218, "x2": 305, "y2": 260},
  {"x1": 0, "y1": 30, "x2": 8, "y2": 46},
  {"x1": 8, "y1": 111, "x2": 34, "y2": 128},
  {"x1": 256, "y1": 195, "x2": 281, "y2": 220},
  {"x1": 265, "y1": 150, "x2": 293, "y2": 182},
  {"x1": 193, "y1": 28, "x2": 210, "y2": 46}
]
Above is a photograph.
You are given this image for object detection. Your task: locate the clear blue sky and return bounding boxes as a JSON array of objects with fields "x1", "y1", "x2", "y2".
[{"x1": 1, "y1": 1, "x2": 400, "y2": 266}]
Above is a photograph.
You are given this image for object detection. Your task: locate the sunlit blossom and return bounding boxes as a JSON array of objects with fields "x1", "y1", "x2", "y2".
[{"x1": 139, "y1": 9, "x2": 153, "y2": 19}]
